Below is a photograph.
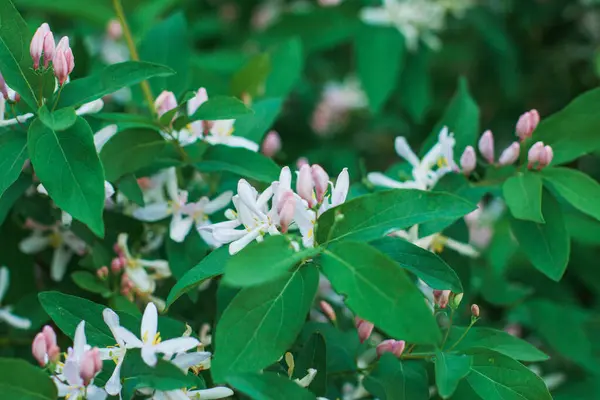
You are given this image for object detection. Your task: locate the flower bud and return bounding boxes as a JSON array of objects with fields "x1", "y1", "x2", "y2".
[
  {"x1": 376, "y1": 339, "x2": 406, "y2": 358},
  {"x1": 478, "y1": 130, "x2": 495, "y2": 164},
  {"x1": 433, "y1": 290, "x2": 451, "y2": 309},
  {"x1": 471, "y1": 304, "x2": 480, "y2": 318},
  {"x1": 319, "y1": 300, "x2": 336, "y2": 322},
  {"x1": 42, "y1": 31, "x2": 55, "y2": 69},
  {"x1": 261, "y1": 130, "x2": 282, "y2": 157},
  {"x1": 459, "y1": 146, "x2": 476, "y2": 175},
  {"x1": 106, "y1": 19, "x2": 123, "y2": 41},
  {"x1": 277, "y1": 190, "x2": 295, "y2": 233},
  {"x1": 53, "y1": 37, "x2": 74, "y2": 85},
  {"x1": 297, "y1": 164, "x2": 315, "y2": 207},
  {"x1": 155, "y1": 90, "x2": 177, "y2": 117},
  {"x1": 32, "y1": 333, "x2": 48, "y2": 366},
  {"x1": 498, "y1": 142, "x2": 520, "y2": 166},
  {"x1": 187, "y1": 87, "x2": 208, "y2": 116},
  {"x1": 42, "y1": 325, "x2": 57, "y2": 349},
  {"x1": 96, "y1": 266, "x2": 109, "y2": 279},
  {"x1": 355, "y1": 317, "x2": 374, "y2": 343},
  {"x1": 516, "y1": 109, "x2": 540, "y2": 141},
  {"x1": 527, "y1": 141, "x2": 544, "y2": 169},
  {"x1": 450, "y1": 293, "x2": 464, "y2": 309},
  {"x1": 30, "y1": 23, "x2": 51, "y2": 70},
  {"x1": 296, "y1": 157, "x2": 309, "y2": 169},
  {"x1": 80, "y1": 348, "x2": 102, "y2": 385},
  {"x1": 311, "y1": 164, "x2": 330, "y2": 203},
  {"x1": 539, "y1": 145, "x2": 554, "y2": 169},
  {"x1": 110, "y1": 257, "x2": 122, "y2": 273}
]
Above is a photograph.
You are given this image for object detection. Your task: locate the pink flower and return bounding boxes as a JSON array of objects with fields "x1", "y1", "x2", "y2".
[
  {"x1": 376, "y1": 339, "x2": 406, "y2": 358},
  {"x1": 53, "y1": 37, "x2": 74, "y2": 85},
  {"x1": 155, "y1": 91, "x2": 177, "y2": 118},
  {"x1": 311, "y1": 164, "x2": 330, "y2": 203},
  {"x1": 32, "y1": 325, "x2": 60, "y2": 366},
  {"x1": 433, "y1": 290, "x2": 451, "y2": 308},
  {"x1": 498, "y1": 142, "x2": 520, "y2": 166},
  {"x1": 516, "y1": 109, "x2": 540, "y2": 141},
  {"x1": 355, "y1": 317, "x2": 374, "y2": 343},
  {"x1": 261, "y1": 130, "x2": 282, "y2": 157},
  {"x1": 30, "y1": 23, "x2": 55, "y2": 70}
]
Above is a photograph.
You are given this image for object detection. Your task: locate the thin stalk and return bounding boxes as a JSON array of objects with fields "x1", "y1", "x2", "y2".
[
  {"x1": 112, "y1": 0, "x2": 156, "y2": 117},
  {"x1": 446, "y1": 319, "x2": 478, "y2": 352},
  {"x1": 440, "y1": 308, "x2": 455, "y2": 350}
]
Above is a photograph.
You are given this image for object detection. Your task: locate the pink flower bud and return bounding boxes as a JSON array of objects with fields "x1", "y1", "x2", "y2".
[
  {"x1": 355, "y1": 317, "x2": 374, "y2": 343},
  {"x1": 42, "y1": 325, "x2": 57, "y2": 349},
  {"x1": 80, "y1": 348, "x2": 102, "y2": 385},
  {"x1": 516, "y1": 109, "x2": 540, "y2": 141},
  {"x1": 498, "y1": 142, "x2": 520, "y2": 166},
  {"x1": 106, "y1": 19, "x2": 123, "y2": 41},
  {"x1": 0, "y1": 71, "x2": 9, "y2": 100},
  {"x1": 110, "y1": 257, "x2": 122, "y2": 273},
  {"x1": 539, "y1": 145, "x2": 553, "y2": 168},
  {"x1": 155, "y1": 90, "x2": 177, "y2": 117},
  {"x1": 311, "y1": 164, "x2": 330, "y2": 203},
  {"x1": 113, "y1": 242, "x2": 122, "y2": 255},
  {"x1": 471, "y1": 304, "x2": 480, "y2": 318},
  {"x1": 96, "y1": 266, "x2": 109, "y2": 279},
  {"x1": 43, "y1": 31, "x2": 55, "y2": 69},
  {"x1": 433, "y1": 290, "x2": 451, "y2": 309},
  {"x1": 459, "y1": 146, "x2": 476, "y2": 175},
  {"x1": 187, "y1": 87, "x2": 208, "y2": 116},
  {"x1": 376, "y1": 339, "x2": 406, "y2": 358},
  {"x1": 30, "y1": 23, "x2": 51, "y2": 70},
  {"x1": 527, "y1": 141, "x2": 544, "y2": 169},
  {"x1": 296, "y1": 157, "x2": 309, "y2": 169},
  {"x1": 478, "y1": 130, "x2": 495, "y2": 164},
  {"x1": 53, "y1": 37, "x2": 74, "y2": 85},
  {"x1": 32, "y1": 333, "x2": 48, "y2": 366},
  {"x1": 277, "y1": 190, "x2": 295, "y2": 233},
  {"x1": 261, "y1": 130, "x2": 282, "y2": 157},
  {"x1": 319, "y1": 300, "x2": 336, "y2": 322},
  {"x1": 297, "y1": 164, "x2": 315, "y2": 207}
]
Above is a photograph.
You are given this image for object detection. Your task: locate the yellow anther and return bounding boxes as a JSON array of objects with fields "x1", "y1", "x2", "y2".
[
  {"x1": 48, "y1": 232, "x2": 62, "y2": 249},
  {"x1": 153, "y1": 332, "x2": 162, "y2": 345}
]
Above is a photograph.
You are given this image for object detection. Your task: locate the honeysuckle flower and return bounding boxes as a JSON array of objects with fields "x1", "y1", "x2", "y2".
[
  {"x1": 32, "y1": 325, "x2": 61, "y2": 365},
  {"x1": 516, "y1": 109, "x2": 540, "y2": 141},
  {"x1": 201, "y1": 179, "x2": 279, "y2": 255},
  {"x1": 0, "y1": 85, "x2": 34, "y2": 127},
  {"x1": 93, "y1": 124, "x2": 118, "y2": 151},
  {"x1": 376, "y1": 339, "x2": 406, "y2": 358},
  {"x1": 53, "y1": 36, "x2": 74, "y2": 85},
  {"x1": 478, "y1": 130, "x2": 495, "y2": 164},
  {"x1": 460, "y1": 146, "x2": 476, "y2": 175},
  {"x1": 311, "y1": 77, "x2": 367, "y2": 135},
  {"x1": 155, "y1": 90, "x2": 178, "y2": 118},
  {"x1": 116, "y1": 233, "x2": 171, "y2": 294},
  {"x1": 368, "y1": 127, "x2": 455, "y2": 191},
  {"x1": 133, "y1": 168, "x2": 233, "y2": 243},
  {"x1": 360, "y1": 0, "x2": 446, "y2": 50},
  {"x1": 205, "y1": 119, "x2": 259, "y2": 152},
  {"x1": 98, "y1": 308, "x2": 127, "y2": 395},
  {"x1": 19, "y1": 225, "x2": 87, "y2": 281},
  {"x1": 54, "y1": 321, "x2": 107, "y2": 400},
  {"x1": 113, "y1": 302, "x2": 200, "y2": 367},
  {"x1": 394, "y1": 225, "x2": 479, "y2": 258},
  {"x1": 471, "y1": 304, "x2": 480, "y2": 317},
  {"x1": 261, "y1": 130, "x2": 282, "y2": 157},
  {"x1": 355, "y1": 317, "x2": 374, "y2": 343},
  {"x1": 30, "y1": 23, "x2": 55, "y2": 69},
  {"x1": 528, "y1": 141, "x2": 553, "y2": 169},
  {"x1": 498, "y1": 142, "x2": 521, "y2": 166},
  {"x1": 0, "y1": 267, "x2": 31, "y2": 329},
  {"x1": 295, "y1": 368, "x2": 318, "y2": 388},
  {"x1": 150, "y1": 386, "x2": 234, "y2": 400},
  {"x1": 76, "y1": 99, "x2": 104, "y2": 116}
]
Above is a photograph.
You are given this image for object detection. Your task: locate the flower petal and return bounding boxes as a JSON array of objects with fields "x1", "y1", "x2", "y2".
[
  {"x1": 50, "y1": 245, "x2": 73, "y2": 282},
  {"x1": 140, "y1": 303, "x2": 158, "y2": 344},
  {"x1": 170, "y1": 214, "x2": 194, "y2": 243},
  {"x1": 141, "y1": 345, "x2": 158, "y2": 367},
  {"x1": 104, "y1": 355, "x2": 124, "y2": 395},
  {"x1": 229, "y1": 228, "x2": 262, "y2": 255},
  {"x1": 114, "y1": 327, "x2": 143, "y2": 349},
  {"x1": 133, "y1": 202, "x2": 171, "y2": 222},
  {"x1": 153, "y1": 337, "x2": 199, "y2": 357},
  {"x1": 19, "y1": 233, "x2": 50, "y2": 254},
  {"x1": 0, "y1": 267, "x2": 8, "y2": 304},
  {"x1": 0, "y1": 308, "x2": 31, "y2": 329},
  {"x1": 188, "y1": 387, "x2": 234, "y2": 400},
  {"x1": 204, "y1": 191, "x2": 234, "y2": 215}
]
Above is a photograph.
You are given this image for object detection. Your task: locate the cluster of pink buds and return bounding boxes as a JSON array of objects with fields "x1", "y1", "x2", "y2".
[
  {"x1": 516, "y1": 109, "x2": 540, "y2": 141},
  {"x1": 376, "y1": 339, "x2": 406, "y2": 359},
  {"x1": 155, "y1": 90, "x2": 178, "y2": 118},
  {"x1": 79, "y1": 347, "x2": 103, "y2": 385},
  {"x1": 30, "y1": 23, "x2": 74, "y2": 85},
  {"x1": 32, "y1": 325, "x2": 60, "y2": 366},
  {"x1": 433, "y1": 290, "x2": 451, "y2": 308},
  {"x1": 120, "y1": 273, "x2": 135, "y2": 297},
  {"x1": 96, "y1": 266, "x2": 109, "y2": 279},
  {"x1": 527, "y1": 141, "x2": 554, "y2": 169},
  {"x1": 261, "y1": 130, "x2": 282, "y2": 157},
  {"x1": 297, "y1": 164, "x2": 329, "y2": 207},
  {"x1": 319, "y1": 300, "x2": 336, "y2": 322},
  {"x1": 475, "y1": 130, "x2": 521, "y2": 168},
  {"x1": 355, "y1": 317, "x2": 374, "y2": 343}
]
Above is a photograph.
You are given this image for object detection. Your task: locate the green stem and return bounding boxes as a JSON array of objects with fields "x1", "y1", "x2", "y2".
[
  {"x1": 401, "y1": 352, "x2": 435, "y2": 360},
  {"x1": 446, "y1": 319, "x2": 478, "y2": 352},
  {"x1": 440, "y1": 308, "x2": 455, "y2": 350},
  {"x1": 111, "y1": 0, "x2": 156, "y2": 117},
  {"x1": 51, "y1": 84, "x2": 64, "y2": 111}
]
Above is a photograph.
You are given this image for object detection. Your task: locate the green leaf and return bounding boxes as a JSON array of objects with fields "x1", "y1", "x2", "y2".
[
  {"x1": 322, "y1": 241, "x2": 440, "y2": 344},
  {"x1": 0, "y1": 357, "x2": 58, "y2": 400},
  {"x1": 293, "y1": 333, "x2": 327, "y2": 396},
  {"x1": 211, "y1": 264, "x2": 319, "y2": 382},
  {"x1": 299, "y1": 322, "x2": 359, "y2": 374},
  {"x1": 223, "y1": 236, "x2": 320, "y2": 287},
  {"x1": 71, "y1": 271, "x2": 110, "y2": 296},
  {"x1": 228, "y1": 372, "x2": 316, "y2": 400},
  {"x1": 503, "y1": 172, "x2": 544, "y2": 223},
  {"x1": 38, "y1": 106, "x2": 77, "y2": 131},
  {"x1": 0, "y1": 0, "x2": 44, "y2": 109},
  {"x1": 316, "y1": 189, "x2": 475, "y2": 244},
  {"x1": 0, "y1": 175, "x2": 30, "y2": 225},
  {"x1": 446, "y1": 327, "x2": 549, "y2": 362},
  {"x1": 139, "y1": 12, "x2": 190, "y2": 96},
  {"x1": 264, "y1": 38, "x2": 304, "y2": 98},
  {"x1": 15, "y1": 0, "x2": 113, "y2": 25},
  {"x1": 231, "y1": 53, "x2": 271, "y2": 97},
  {"x1": 534, "y1": 87, "x2": 600, "y2": 164},
  {"x1": 510, "y1": 190, "x2": 570, "y2": 281},
  {"x1": 465, "y1": 352, "x2": 552, "y2": 400},
  {"x1": 194, "y1": 145, "x2": 280, "y2": 183},
  {"x1": 233, "y1": 97, "x2": 283, "y2": 143},
  {"x1": 423, "y1": 77, "x2": 479, "y2": 157},
  {"x1": 166, "y1": 246, "x2": 229, "y2": 308},
  {"x1": 435, "y1": 352, "x2": 472, "y2": 399},
  {"x1": 400, "y1": 48, "x2": 432, "y2": 123},
  {"x1": 370, "y1": 236, "x2": 462, "y2": 292},
  {"x1": 542, "y1": 167, "x2": 600, "y2": 222},
  {"x1": 356, "y1": 25, "x2": 404, "y2": 113},
  {"x1": 363, "y1": 354, "x2": 429, "y2": 400},
  {"x1": 189, "y1": 96, "x2": 253, "y2": 121},
  {"x1": 58, "y1": 61, "x2": 175, "y2": 108},
  {"x1": 117, "y1": 174, "x2": 145, "y2": 206},
  {"x1": 0, "y1": 129, "x2": 28, "y2": 196},
  {"x1": 100, "y1": 128, "x2": 166, "y2": 181},
  {"x1": 28, "y1": 117, "x2": 106, "y2": 237}
]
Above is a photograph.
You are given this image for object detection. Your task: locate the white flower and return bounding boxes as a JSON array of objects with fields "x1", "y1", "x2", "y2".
[
  {"x1": 200, "y1": 179, "x2": 279, "y2": 255},
  {"x1": 98, "y1": 308, "x2": 127, "y2": 396},
  {"x1": 93, "y1": 124, "x2": 118, "y2": 152},
  {"x1": 295, "y1": 368, "x2": 318, "y2": 387},
  {"x1": 368, "y1": 127, "x2": 456, "y2": 191},
  {"x1": 0, "y1": 267, "x2": 31, "y2": 329},
  {"x1": 54, "y1": 321, "x2": 107, "y2": 400},
  {"x1": 360, "y1": 0, "x2": 446, "y2": 50},
  {"x1": 117, "y1": 233, "x2": 171, "y2": 294},
  {"x1": 75, "y1": 99, "x2": 104, "y2": 116},
  {"x1": 114, "y1": 302, "x2": 200, "y2": 367},
  {"x1": 152, "y1": 387, "x2": 234, "y2": 400},
  {"x1": 0, "y1": 88, "x2": 34, "y2": 127},
  {"x1": 205, "y1": 119, "x2": 259, "y2": 152},
  {"x1": 133, "y1": 168, "x2": 233, "y2": 243},
  {"x1": 394, "y1": 225, "x2": 479, "y2": 258},
  {"x1": 19, "y1": 226, "x2": 87, "y2": 282}
]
